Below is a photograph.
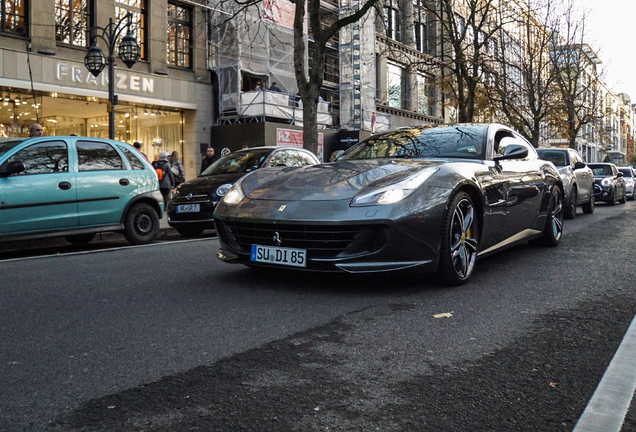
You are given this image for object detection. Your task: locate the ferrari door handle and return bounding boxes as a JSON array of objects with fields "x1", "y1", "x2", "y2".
[
  {"x1": 119, "y1": 178, "x2": 130, "y2": 186},
  {"x1": 58, "y1": 181, "x2": 72, "y2": 190}
]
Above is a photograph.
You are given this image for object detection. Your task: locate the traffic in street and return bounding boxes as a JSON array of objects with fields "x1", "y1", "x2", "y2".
[{"x1": 1, "y1": 200, "x2": 635, "y2": 431}]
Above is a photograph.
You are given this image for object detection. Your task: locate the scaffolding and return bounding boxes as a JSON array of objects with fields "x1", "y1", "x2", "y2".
[
  {"x1": 209, "y1": 0, "x2": 333, "y2": 127},
  {"x1": 339, "y1": 0, "x2": 388, "y2": 132}
]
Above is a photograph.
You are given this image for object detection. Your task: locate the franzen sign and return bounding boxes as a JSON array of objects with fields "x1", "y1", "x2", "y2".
[{"x1": 55, "y1": 63, "x2": 154, "y2": 94}]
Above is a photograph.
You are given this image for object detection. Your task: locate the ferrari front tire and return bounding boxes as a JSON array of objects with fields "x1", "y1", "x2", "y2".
[{"x1": 436, "y1": 191, "x2": 479, "y2": 286}]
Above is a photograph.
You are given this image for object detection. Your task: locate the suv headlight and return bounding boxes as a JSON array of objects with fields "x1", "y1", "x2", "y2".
[
  {"x1": 601, "y1": 178, "x2": 613, "y2": 187},
  {"x1": 350, "y1": 168, "x2": 439, "y2": 206},
  {"x1": 216, "y1": 183, "x2": 232, "y2": 197},
  {"x1": 169, "y1": 188, "x2": 177, "y2": 199}
]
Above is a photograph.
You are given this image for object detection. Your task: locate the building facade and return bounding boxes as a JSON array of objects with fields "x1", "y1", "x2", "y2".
[{"x1": 0, "y1": 0, "x2": 213, "y2": 180}]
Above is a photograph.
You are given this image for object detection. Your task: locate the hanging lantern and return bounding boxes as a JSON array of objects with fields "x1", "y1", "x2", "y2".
[
  {"x1": 84, "y1": 42, "x2": 106, "y2": 77},
  {"x1": 118, "y1": 30, "x2": 140, "y2": 68}
]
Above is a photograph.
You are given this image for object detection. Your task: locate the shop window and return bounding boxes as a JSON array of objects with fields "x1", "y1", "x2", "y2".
[
  {"x1": 116, "y1": 0, "x2": 146, "y2": 60},
  {"x1": 8, "y1": 142, "x2": 68, "y2": 174},
  {"x1": 77, "y1": 141, "x2": 124, "y2": 171},
  {"x1": 1, "y1": 0, "x2": 27, "y2": 36},
  {"x1": 55, "y1": 0, "x2": 91, "y2": 47},
  {"x1": 387, "y1": 63, "x2": 403, "y2": 109},
  {"x1": 167, "y1": 2, "x2": 192, "y2": 69},
  {"x1": 120, "y1": 146, "x2": 145, "y2": 170}
]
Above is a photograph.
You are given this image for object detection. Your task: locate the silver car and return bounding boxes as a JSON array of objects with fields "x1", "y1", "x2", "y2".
[
  {"x1": 537, "y1": 148, "x2": 595, "y2": 218},
  {"x1": 618, "y1": 167, "x2": 636, "y2": 200}
]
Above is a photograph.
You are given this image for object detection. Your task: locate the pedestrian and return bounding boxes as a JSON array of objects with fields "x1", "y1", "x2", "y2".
[
  {"x1": 200, "y1": 147, "x2": 218, "y2": 174},
  {"x1": 169, "y1": 150, "x2": 186, "y2": 186},
  {"x1": 269, "y1": 82, "x2": 281, "y2": 92},
  {"x1": 133, "y1": 142, "x2": 148, "y2": 161},
  {"x1": 152, "y1": 151, "x2": 175, "y2": 204},
  {"x1": 29, "y1": 123, "x2": 43, "y2": 137},
  {"x1": 254, "y1": 81, "x2": 262, "y2": 91}
]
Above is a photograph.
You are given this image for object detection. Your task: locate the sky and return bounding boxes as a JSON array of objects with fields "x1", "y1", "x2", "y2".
[{"x1": 576, "y1": 0, "x2": 636, "y2": 102}]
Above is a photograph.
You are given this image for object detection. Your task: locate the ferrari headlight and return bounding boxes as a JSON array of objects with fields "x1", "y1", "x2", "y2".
[
  {"x1": 350, "y1": 167, "x2": 439, "y2": 207},
  {"x1": 222, "y1": 183, "x2": 245, "y2": 205},
  {"x1": 601, "y1": 178, "x2": 612, "y2": 187},
  {"x1": 216, "y1": 183, "x2": 232, "y2": 197}
]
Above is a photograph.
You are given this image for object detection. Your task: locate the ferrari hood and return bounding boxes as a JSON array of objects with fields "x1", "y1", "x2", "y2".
[{"x1": 241, "y1": 159, "x2": 444, "y2": 201}]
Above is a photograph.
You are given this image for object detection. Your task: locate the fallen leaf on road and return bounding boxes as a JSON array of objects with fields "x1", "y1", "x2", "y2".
[
  {"x1": 433, "y1": 312, "x2": 454, "y2": 318},
  {"x1": 549, "y1": 382, "x2": 558, "y2": 387}
]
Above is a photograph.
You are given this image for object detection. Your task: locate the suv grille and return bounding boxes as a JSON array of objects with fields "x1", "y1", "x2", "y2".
[{"x1": 218, "y1": 221, "x2": 386, "y2": 259}]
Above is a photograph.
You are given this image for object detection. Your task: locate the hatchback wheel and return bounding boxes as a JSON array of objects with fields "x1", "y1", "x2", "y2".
[
  {"x1": 124, "y1": 203, "x2": 159, "y2": 245},
  {"x1": 436, "y1": 192, "x2": 479, "y2": 286}
]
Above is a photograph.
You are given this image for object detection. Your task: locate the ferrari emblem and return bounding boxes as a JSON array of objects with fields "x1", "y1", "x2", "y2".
[{"x1": 278, "y1": 205, "x2": 286, "y2": 212}]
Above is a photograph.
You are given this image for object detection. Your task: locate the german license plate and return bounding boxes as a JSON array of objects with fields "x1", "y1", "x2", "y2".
[
  {"x1": 251, "y1": 244, "x2": 306, "y2": 268},
  {"x1": 176, "y1": 204, "x2": 200, "y2": 213}
]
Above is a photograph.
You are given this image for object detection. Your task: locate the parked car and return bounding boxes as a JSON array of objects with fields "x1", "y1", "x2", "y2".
[
  {"x1": 214, "y1": 123, "x2": 564, "y2": 286},
  {"x1": 167, "y1": 146, "x2": 320, "y2": 236},
  {"x1": 0, "y1": 136, "x2": 163, "y2": 245},
  {"x1": 588, "y1": 163, "x2": 627, "y2": 205},
  {"x1": 618, "y1": 167, "x2": 636, "y2": 200},
  {"x1": 536, "y1": 148, "x2": 595, "y2": 218}
]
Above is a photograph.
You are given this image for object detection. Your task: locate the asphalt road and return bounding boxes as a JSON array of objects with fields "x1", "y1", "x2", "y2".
[{"x1": 1, "y1": 202, "x2": 636, "y2": 431}]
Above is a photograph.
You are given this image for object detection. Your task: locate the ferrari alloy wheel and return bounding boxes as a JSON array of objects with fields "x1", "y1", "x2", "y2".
[
  {"x1": 437, "y1": 191, "x2": 479, "y2": 286},
  {"x1": 535, "y1": 186, "x2": 563, "y2": 247}
]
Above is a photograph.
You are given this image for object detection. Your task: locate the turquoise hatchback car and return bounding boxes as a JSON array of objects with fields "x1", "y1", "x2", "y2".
[{"x1": 0, "y1": 136, "x2": 164, "y2": 245}]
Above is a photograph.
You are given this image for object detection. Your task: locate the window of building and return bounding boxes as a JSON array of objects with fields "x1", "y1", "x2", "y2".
[
  {"x1": 55, "y1": 0, "x2": 91, "y2": 47},
  {"x1": 417, "y1": 73, "x2": 434, "y2": 116},
  {"x1": 116, "y1": 0, "x2": 146, "y2": 60},
  {"x1": 167, "y1": 2, "x2": 192, "y2": 68},
  {"x1": 414, "y1": 22, "x2": 427, "y2": 53},
  {"x1": 1, "y1": 0, "x2": 26, "y2": 36},
  {"x1": 387, "y1": 63, "x2": 403, "y2": 109},
  {"x1": 384, "y1": 1, "x2": 400, "y2": 41}
]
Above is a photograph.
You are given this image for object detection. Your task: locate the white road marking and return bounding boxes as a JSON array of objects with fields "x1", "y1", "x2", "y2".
[{"x1": 573, "y1": 313, "x2": 636, "y2": 432}]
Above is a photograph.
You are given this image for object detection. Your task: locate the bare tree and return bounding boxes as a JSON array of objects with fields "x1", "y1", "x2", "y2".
[
  {"x1": 549, "y1": 0, "x2": 603, "y2": 149},
  {"x1": 426, "y1": 0, "x2": 507, "y2": 123},
  {"x1": 491, "y1": 0, "x2": 559, "y2": 147}
]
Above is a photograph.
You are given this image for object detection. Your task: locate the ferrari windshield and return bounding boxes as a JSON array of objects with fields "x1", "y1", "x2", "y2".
[
  {"x1": 201, "y1": 149, "x2": 271, "y2": 176},
  {"x1": 340, "y1": 125, "x2": 488, "y2": 161}
]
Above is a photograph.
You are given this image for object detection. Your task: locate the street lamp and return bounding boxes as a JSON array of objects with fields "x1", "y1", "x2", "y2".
[{"x1": 84, "y1": 13, "x2": 140, "y2": 139}]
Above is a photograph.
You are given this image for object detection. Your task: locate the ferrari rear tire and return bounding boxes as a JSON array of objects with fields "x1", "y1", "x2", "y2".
[
  {"x1": 564, "y1": 187, "x2": 577, "y2": 219},
  {"x1": 436, "y1": 191, "x2": 479, "y2": 286},
  {"x1": 533, "y1": 186, "x2": 563, "y2": 247}
]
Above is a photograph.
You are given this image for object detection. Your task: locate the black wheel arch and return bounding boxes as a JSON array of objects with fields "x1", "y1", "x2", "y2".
[{"x1": 119, "y1": 192, "x2": 163, "y2": 226}]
